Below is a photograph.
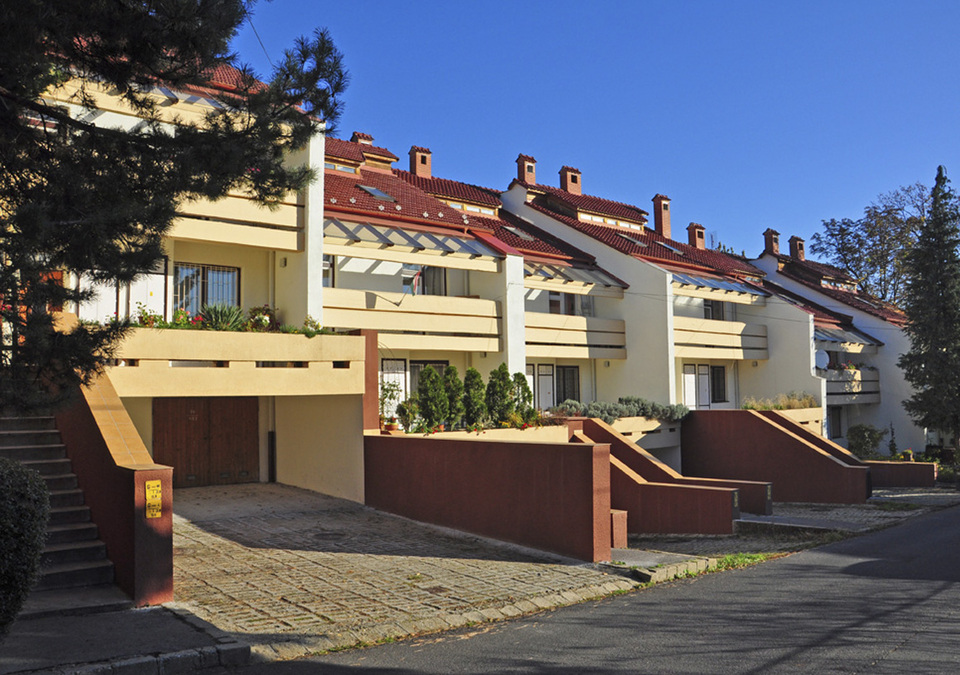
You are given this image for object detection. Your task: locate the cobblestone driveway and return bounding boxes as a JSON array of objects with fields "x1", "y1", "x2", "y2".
[{"x1": 169, "y1": 484, "x2": 637, "y2": 661}]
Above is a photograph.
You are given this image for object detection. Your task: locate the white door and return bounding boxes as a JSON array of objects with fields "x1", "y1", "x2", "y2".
[
  {"x1": 537, "y1": 364, "x2": 554, "y2": 410},
  {"x1": 682, "y1": 365, "x2": 697, "y2": 408},
  {"x1": 380, "y1": 359, "x2": 407, "y2": 417},
  {"x1": 697, "y1": 365, "x2": 711, "y2": 410}
]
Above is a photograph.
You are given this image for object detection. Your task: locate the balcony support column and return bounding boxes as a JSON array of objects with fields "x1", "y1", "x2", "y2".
[{"x1": 501, "y1": 254, "x2": 527, "y2": 375}]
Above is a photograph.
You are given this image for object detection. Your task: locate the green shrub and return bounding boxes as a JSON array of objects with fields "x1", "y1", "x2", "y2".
[
  {"x1": 511, "y1": 372, "x2": 536, "y2": 425},
  {"x1": 199, "y1": 303, "x2": 245, "y2": 331},
  {"x1": 396, "y1": 395, "x2": 420, "y2": 432},
  {"x1": 462, "y1": 368, "x2": 487, "y2": 427},
  {"x1": 847, "y1": 424, "x2": 888, "y2": 460},
  {"x1": 1, "y1": 458, "x2": 50, "y2": 640},
  {"x1": 417, "y1": 366, "x2": 448, "y2": 429},
  {"x1": 485, "y1": 363, "x2": 514, "y2": 426},
  {"x1": 379, "y1": 377, "x2": 402, "y2": 422},
  {"x1": 551, "y1": 399, "x2": 586, "y2": 417},
  {"x1": 443, "y1": 366, "x2": 465, "y2": 429},
  {"x1": 550, "y1": 397, "x2": 688, "y2": 423}
]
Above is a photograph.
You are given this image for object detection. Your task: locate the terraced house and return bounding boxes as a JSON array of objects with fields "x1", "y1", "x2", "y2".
[{"x1": 752, "y1": 230, "x2": 922, "y2": 452}]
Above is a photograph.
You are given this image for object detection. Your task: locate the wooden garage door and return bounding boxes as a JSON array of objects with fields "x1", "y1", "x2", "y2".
[{"x1": 153, "y1": 397, "x2": 259, "y2": 488}]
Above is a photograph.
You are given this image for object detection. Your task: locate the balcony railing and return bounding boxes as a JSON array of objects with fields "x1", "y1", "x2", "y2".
[
  {"x1": 524, "y1": 312, "x2": 626, "y2": 360},
  {"x1": 172, "y1": 191, "x2": 302, "y2": 250},
  {"x1": 323, "y1": 287, "x2": 501, "y2": 353},
  {"x1": 107, "y1": 328, "x2": 365, "y2": 397},
  {"x1": 824, "y1": 368, "x2": 881, "y2": 405},
  {"x1": 672, "y1": 316, "x2": 768, "y2": 360}
]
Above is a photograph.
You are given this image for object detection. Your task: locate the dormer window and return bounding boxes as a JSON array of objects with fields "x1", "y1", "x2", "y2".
[{"x1": 357, "y1": 185, "x2": 396, "y2": 202}]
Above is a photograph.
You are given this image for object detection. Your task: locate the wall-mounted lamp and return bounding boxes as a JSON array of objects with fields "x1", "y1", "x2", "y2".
[
  {"x1": 604, "y1": 361, "x2": 611, "y2": 368},
  {"x1": 279, "y1": 257, "x2": 288, "y2": 268},
  {"x1": 752, "y1": 361, "x2": 758, "y2": 367}
]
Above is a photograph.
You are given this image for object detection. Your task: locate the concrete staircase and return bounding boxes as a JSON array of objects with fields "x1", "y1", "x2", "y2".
[{"x1": 1, "y1": 415, "x2": 116, "y2": 592}]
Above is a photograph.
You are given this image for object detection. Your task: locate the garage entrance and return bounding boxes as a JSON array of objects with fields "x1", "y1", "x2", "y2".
[{"x1": 153, "y1": 397, "x2": 259, "y2": 488}]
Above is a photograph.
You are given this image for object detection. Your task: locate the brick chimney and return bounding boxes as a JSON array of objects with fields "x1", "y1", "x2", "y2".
[
  {"x1": 559, "y1": 166, "x2": 582, "y2": 195},
  {"x1": 351, "y1": 131, "x2": 374, "y2": 145},
  {"x1": 409, "y1": 146, "x2": 432, "y2": 178},
  {"x1": 687, "y1": 222, "x2": 706, "y2": 250},
  {"x1": 789, "y1": 235, "x2": 806, "y2": 261},
  {"x1": 652, "y1": 194, "x2": 671, "y2": 239},
  {"x1": 763, "y1": 228, "x2": 780, "y2": 256},
  {"x1": 517, "y1": 154, "x2": 536, "y2": 184}
]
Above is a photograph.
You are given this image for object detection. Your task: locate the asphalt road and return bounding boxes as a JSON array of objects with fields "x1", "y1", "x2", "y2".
[{"x1": 239, "y1": 505, "x2": 960, "y2": 674}]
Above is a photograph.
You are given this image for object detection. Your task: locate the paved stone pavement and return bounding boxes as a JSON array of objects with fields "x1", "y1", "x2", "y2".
[
  {"x1": 629, "y1": 486, "x2": 960, "y2": 557},
  {"x1": 169, "y1": 484, "x2": 638, "y2": 662}
]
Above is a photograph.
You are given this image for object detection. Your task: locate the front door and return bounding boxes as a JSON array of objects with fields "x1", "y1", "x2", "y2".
[{"x1": 153, "y1": 397, "x2": 259, "y2": 488}]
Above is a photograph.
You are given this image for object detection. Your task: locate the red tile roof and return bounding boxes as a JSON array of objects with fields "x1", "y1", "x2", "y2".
[
  {"x1": 772, "y1": 253, "x2": 854, "y2": 282},
  {"x1": 777, "y1": 268, "x2": 907, "y2": 326},
  {"x1": 481, "y1": 211, "x2": 599, "y2": 265},
  {"x1": 524, "y1": 183, "x2": 650, "y2": 224},
  {"x1": 325, "y1": 136, "x2": 398, "y2": 163},
  {"x1": 324, "y1": 169, "x2": 479, "y2": 229},
  {"x1": 526, "y1": 201, "x2": 765, "y2": 278},
  {"x1": 393, "y1": 170, "x2": 502, "y2": 208},
  {"x1": 761, "y1": 280, "x2": 854, "y2": 327}
]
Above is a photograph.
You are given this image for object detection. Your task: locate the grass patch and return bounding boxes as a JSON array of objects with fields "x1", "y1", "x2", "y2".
[{"x1": 715, "y1": 552, "x2": 778, "y2": 570}]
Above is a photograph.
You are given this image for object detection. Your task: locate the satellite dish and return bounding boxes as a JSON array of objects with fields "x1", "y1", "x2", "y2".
[{"x1": 815, "y1": 350, "x2": 829, "y2": 370}]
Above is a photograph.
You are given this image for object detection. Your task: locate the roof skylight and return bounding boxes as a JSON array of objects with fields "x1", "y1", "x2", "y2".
[
  {"x1": 503, "y1": 225, "x2": 535, "y2": 241},
  {"x1": 357, "y1": 184, "x2": 396, "y2": 202}
]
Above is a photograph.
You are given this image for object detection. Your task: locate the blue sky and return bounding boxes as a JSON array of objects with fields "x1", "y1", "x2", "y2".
[{"x1": 234, "y1": 1, "x2": 960, "y2": 257}]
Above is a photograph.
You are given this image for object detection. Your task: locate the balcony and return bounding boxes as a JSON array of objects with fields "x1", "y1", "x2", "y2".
[
  {"x1": 825, "y1": 368, "x2": 881, "y2": 405},
  {"x1": 524, "y1": 312, "x2": 626, "y2": 360},
  {"x1": 107, "y1": 328, "x2": 365, "y2": 397},
  {"x1": 171, "y1": 191, "x2": 303, "y2": 251},
  {"x1": 672, "y1": 316, "x2": 768, "y2": 361},
  {"x1": 323, "y1": 287, "x2": 501, "y2": 353}
]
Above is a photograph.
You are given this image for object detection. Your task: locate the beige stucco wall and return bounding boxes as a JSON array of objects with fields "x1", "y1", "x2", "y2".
[
  {"x1": 275, "y1": 394, "x2": 365, "y2": 502},
  {"x1": 121, "y1": 397, "x2": 154, "y2": 456}
]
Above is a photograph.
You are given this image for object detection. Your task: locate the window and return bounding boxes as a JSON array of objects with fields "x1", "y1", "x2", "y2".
[
  {"x1": 556, "y1": 366, "x2": 580, "y2": 403},
  {"x1": 580, "y1": 295, "x2": 595, "y2": 318},
  {"x1": 704, "y1": 300, "x2": 724, "y2": 321},
  {"x1": 410, "y1": 361, "x2": 448, "y2": 393},
  {"x1": 322, "y1": 254, "x2": 335, "y2": 288},
  {"x1": 710, "y1": 366, "x2": 727, "y2": 403},
  {"x1": 402, "y1": 264, "x2": 446, "y2": 296},
  {"x1": 174, "y1": 262, "x2": 239, "y2": 315},
  {"x1": 549, "y1": 292, "x2": 592, "y2": 317},
  {"x1": 828, "y1": 406, "x2": 843, "y2": 439}
]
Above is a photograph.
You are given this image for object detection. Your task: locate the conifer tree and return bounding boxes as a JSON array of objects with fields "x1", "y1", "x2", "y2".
[
  {"x1": 511, "y1": 372, "x2": 535, "y2": 424},
  {"x1": 0, "y1": 1, "x2": 347, "y2": 411},
  {"x1": 416, "y1": 366, "x2": 448, "y2": 429},
  {"x1": 442, "y1": 365, "x2": 464, "y2": 429},
  {"x1": 898, "y1": 166, "x2": 960, "y2": 445},
  {"x1": 485, "y1": 363, "x2": 514, "y2": 426},
  {"x1": 462, "y1": 367, "x2": 486, "y2": 427}
]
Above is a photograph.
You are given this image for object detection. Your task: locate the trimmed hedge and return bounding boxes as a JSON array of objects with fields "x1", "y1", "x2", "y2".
[
  {"x1": 0, "y1": 458, "x2": 50, "y2": 641},
  {"x1": 550, "y1": 396, "x2": 689, "y2": 424}
]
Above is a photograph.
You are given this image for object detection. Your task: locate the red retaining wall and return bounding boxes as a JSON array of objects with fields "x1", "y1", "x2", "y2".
[
  {"x1": 610, "y1": 458, "x2": 739, "y2": 534},
  {"x1": 577, "y1": 418, "x2": 772, "y2": 515},
  {"x1": 682, "y1": 410, "x2": 869, "y2": 504},
  {"x1": 364, "y1": 434, "x2": 611, "y2": 562},
  {"x1": 55, "y1": 391, "x2": 173, "y2": 606}
]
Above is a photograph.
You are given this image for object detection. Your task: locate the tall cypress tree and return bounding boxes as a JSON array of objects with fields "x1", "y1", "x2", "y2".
[{"x1": 898, "y1": 166, "x2": 960, "y2": 445}]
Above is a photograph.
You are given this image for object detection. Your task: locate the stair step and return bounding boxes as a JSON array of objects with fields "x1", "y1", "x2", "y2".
[
  {"x1": 48, "y1": 505, "x2": 91, "y2": 525},
  {"x1": 0, "y1": 443, "x2": 67, "y2": 461},
  {"x1": 41, "y1": 473, "x2": 78, "y2": 491},
  {"x1": 49, "y1": 488, "x2": 84, "y2": 508},
  {"x1": 0, "y1": 416, "x2": 57, "y2": 431},
  {"x1": 35, "y1": 559, "x2": 114, "y2": 591},
  {"x1": 42, "y1": 540, "x2": 106, "y2": 566},
  {"x1": 45, "y1": 522, "x2": 100, "y2": 545},
  {"x1": 0, "y1": 429, "x2": 62, "y2": 447},
  {"x1": 20, "y1": 458, "x2": 73, "y2": 476}
]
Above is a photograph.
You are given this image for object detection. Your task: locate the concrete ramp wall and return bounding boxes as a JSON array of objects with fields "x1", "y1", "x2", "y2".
[
  {"x1": 577, "y1": 418, "x2": 772, "y2": 516},
  {"x1": 364, "y1": 434, "x2": 611, "y2": 562},
  {"x1": 681, "y1": 410, "x2": 870, "y2": 504}
]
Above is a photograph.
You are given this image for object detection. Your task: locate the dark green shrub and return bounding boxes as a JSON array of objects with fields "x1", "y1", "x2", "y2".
[
  {"x1": 1, "y1": 458, "x2": 50, "y2": 640},
  {"x1": 511, "y1": 372, "x2": 536, "y2": 424},
  {"x1": 847, "y1": 424, "x2": 887, "y2": 459},
  {"x1": 396, "y1": 395, "x2": 420, "y2": 432},
  {"x1": 462, "y1": 368, "x2": 487, "y2": 428},
  {"x1": 199, "y1": 303, "x2": 245, "y2": 331},
  {"x1": 485, "y1": 363, "x2": 514, "y2": 426},
  {"x1": 417, "y1": 366, "x2": 448, "y2": 429},
  {"x1": 443, "y1": 366, "x2": 465, "y2": 429}
]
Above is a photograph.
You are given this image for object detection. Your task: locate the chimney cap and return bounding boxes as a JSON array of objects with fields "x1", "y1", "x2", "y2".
[
  {"x1": 351, "y1": 131, "x2": 374, "y2": 144},
  {"x1": 653, "y1": 193, "x2": 671, "y2": 202},
  {"x1": 560, "y1": 165, "x2": 581, "y2": 174},
  {"x1": 517, "y1": 153, "x2": 536, "y2": 163},
  {"x1": 410, "y1": 145, "x2": 431, "y2": 154}
]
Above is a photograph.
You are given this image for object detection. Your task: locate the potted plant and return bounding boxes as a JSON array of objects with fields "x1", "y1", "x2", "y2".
[{"x1": 379, "y1": 377, "x2": 402, "y2": 429}]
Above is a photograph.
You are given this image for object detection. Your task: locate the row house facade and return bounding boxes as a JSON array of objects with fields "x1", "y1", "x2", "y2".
[{"x1": 752, "y1": 230, "x2": 923, "y2": 452}]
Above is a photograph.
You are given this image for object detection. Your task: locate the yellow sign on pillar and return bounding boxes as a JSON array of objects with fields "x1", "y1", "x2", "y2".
[{"x1": 145, "y1": 480, "x2": 162, "y2": 519}]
